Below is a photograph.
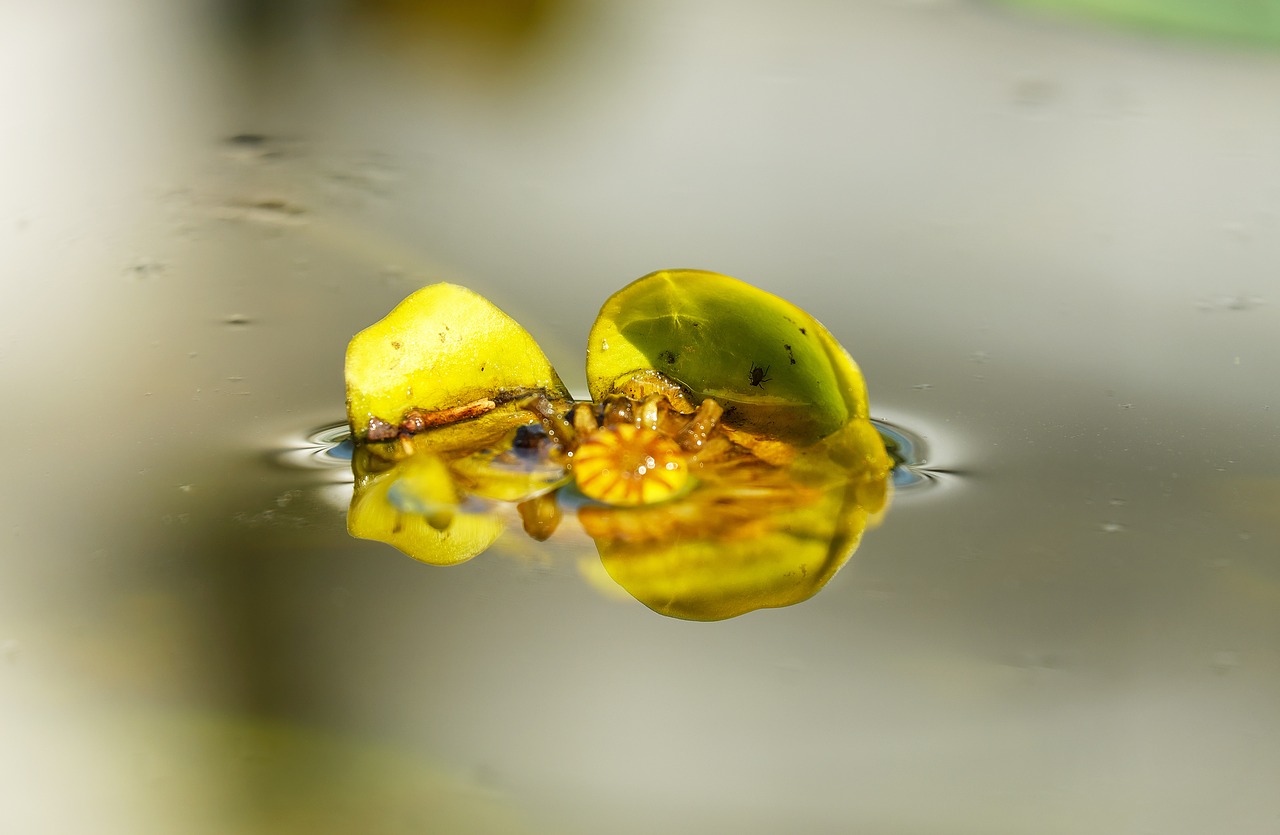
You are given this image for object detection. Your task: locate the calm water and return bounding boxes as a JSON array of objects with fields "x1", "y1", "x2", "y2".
[{"x1": 3, "y1": 1, "x2": 1279, "y2": 832}]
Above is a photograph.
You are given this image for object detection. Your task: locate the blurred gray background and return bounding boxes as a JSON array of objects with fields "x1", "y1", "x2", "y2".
[{"x1": 2, "y1": 1, "x2": 1278, "y2": 832}]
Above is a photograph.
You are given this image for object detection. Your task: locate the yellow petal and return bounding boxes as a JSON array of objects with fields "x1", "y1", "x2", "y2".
[{"x1": 346, "y1": 283, "x2": 568, "y2": 440}]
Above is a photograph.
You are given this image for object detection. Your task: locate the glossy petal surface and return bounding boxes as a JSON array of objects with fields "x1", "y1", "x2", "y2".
[
  {"x1": 345, "y1": 283, "x2": 568, "y2": 440},
  {"x1": 586, "y1": 269, "x2": 872, "y2": 442}
]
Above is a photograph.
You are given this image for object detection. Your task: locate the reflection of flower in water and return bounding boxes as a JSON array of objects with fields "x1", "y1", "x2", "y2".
[{"x1": 349, "y1": 384, "x2": 890, "y2": 621}]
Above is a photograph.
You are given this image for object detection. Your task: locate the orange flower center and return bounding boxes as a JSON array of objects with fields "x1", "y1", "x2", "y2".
[{"x1": 571, "y1": 424, "x2": 691, "y2": 506}]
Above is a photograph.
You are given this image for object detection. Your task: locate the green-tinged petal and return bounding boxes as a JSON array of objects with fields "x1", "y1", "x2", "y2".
[
  {"x1": 348, "y1": 452, "x2": 504, "y2": 566},
  {"x1": 586, "y1": 269, "x2": 871, "y2": 442},
  {"x1": 346, "y1": 283, "x2": 568, "y2": 440}
]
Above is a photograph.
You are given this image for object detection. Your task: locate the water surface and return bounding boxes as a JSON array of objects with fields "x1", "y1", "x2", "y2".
[{"x1": 2, "y1": 1, "x2": 1278, "y2": 832}]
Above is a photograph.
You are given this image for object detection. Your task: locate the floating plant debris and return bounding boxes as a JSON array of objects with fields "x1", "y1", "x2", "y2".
[{"x1": 344, "y1": 269, "x2": 892, "y2": 621}]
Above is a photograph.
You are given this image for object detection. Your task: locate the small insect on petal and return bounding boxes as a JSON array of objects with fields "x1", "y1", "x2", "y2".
[{"x1": 571, "y1": 424, "x2": 691, "y2": 506}]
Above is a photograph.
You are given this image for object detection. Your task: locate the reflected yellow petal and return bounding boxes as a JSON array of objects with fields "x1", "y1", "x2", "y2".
[
  {"x1": 588, "y1": 467, "x2": 885, "y2": 622},
  {"x1": 348, "y1": 453, "x2": 504, "y2": 566}
]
